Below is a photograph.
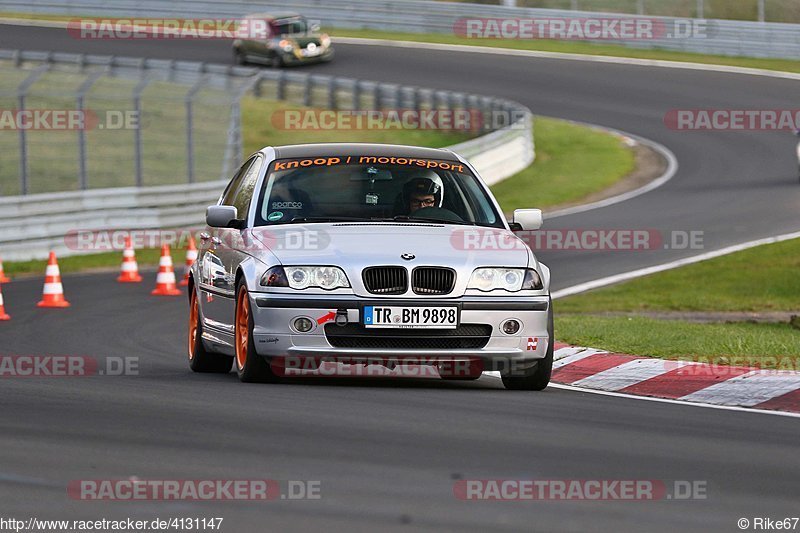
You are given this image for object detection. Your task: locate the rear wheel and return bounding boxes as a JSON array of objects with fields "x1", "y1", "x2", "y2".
[
  {"x1": 235, "y1": 282, "x2": 279, "y2": 383},
  {"x1": 188, "y1": 288, "x2": 233, "y2": 373},
  {"x1": 502, "y1": 301, "x2": 554, "y2": 391}
]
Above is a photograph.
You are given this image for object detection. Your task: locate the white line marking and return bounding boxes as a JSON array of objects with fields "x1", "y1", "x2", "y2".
[
  {"x1": 552, "y1": 349, "x2": 606, "y2": 370},
  {"x1": 571, "y1": 358, "x2": 687, "y2": 391},
  {"x1": 679, "y1": 371, "x2": 800, "y2": 407},
  {"x1": 480, "y1": 374, "x2": 800, "y2": 418},
  {"x1": 552, "y1": 231, "x2": 800, "y2": 299},
  {"x1": 332, "y1": 37, "x2": 800, "y2": 82},
  {"x1": 553, "y1": 346, "x2": 600, "y2": 360},
  {"x1": 544, "y1": 122, "x2": 679, "y2": 219},
  {"x1": 548, "y1": 382, "x2": 800, "y2": 419}
]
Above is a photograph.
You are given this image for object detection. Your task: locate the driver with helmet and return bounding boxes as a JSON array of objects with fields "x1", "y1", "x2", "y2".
[{"x1": 401, "y1": 172, "x2": 444, "y2": 215}]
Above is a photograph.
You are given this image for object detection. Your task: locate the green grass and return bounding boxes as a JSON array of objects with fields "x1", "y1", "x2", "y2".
[
  {"x1": 3, "y1": 248, "x2": 164, "y2": 277},
  {"x1": 491, "y1": 117, "x2": 634, "y2": 210},
  {"x1": 555, "y1": 316, "x2": 800, "y2": 366},
  {"x1": 555, "y1": 237, "x2": 800, "y2": 363},
  {"x1": 555, "y1": 237, "x2": 800, "y2": 313},
  {"x1": 330, "y1": 28, "x2": 800, "y2": 74}
]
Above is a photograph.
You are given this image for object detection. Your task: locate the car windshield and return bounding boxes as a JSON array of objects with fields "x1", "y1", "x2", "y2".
[
  {"x1": 254, "y1": 156, "x2": 504, "y2": 228},
  {"x1": 273, "y1": 18, "x2": 307, "y2": 35}
]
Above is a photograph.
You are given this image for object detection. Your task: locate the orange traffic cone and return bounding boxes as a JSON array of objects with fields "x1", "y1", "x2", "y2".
[
  {"x1": 151, "y1": 245, "x2": 182, "y2": 296},
  {"x1": 0, "y1": 283, "x2": 10, "y2": 320},
  {"x1": 0, "y1": 256, "x2": 10, "y2": 283},
  {"x1": 117, "y1": 236, "x2": 142, "y2": 283},
  {"x1": 179, "y1": 236, "x2": 198, "y2": 286},
  {"x1": 37, "y1": 251, "x2": 70, "y2": 308}
]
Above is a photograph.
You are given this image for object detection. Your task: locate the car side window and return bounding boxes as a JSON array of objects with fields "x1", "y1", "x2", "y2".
[
  {"x1": 220, "y1": 159, "x2": 254, "y2": 208},
  {"x1": 232, "y1": 156, "x2": 263, "y2": 221}
]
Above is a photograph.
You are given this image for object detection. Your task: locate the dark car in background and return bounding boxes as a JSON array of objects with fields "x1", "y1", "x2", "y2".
[{"x1": 233, "y1": 12, "x2": 334, "y2": 67}]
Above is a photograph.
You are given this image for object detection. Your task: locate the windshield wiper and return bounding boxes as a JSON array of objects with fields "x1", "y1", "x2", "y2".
[
  {"x1": 389, "y1": 215, "x2": 476, "y2": 226},
  {"x1": 287, "y1": 216, "x2": 371, "y2": 224}
]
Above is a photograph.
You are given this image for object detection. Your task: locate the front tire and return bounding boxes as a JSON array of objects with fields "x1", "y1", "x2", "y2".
[
  {"x1": 188, "y1": 288, "x2": 233, "y2": 373},
  {"x1": 501, "y1": 301, "x2": 554, "y2": 391},
  {"x1": 269, "y1": 53, "x2": 284, "y2": 69},
  {"x1": 233, "y1": 47, "x2": 247, "y2": 65},
  {"x1": 235, "y1": 282, "x2": 279, "y2": 383}
]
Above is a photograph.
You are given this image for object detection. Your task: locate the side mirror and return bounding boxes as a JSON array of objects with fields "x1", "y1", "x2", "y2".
[
  {"x1": 206, "y1": 205, "x2": 243, "y2": 229},
  {"x1": 512, "y1": 209, "x2": 543, "y2": 231}
]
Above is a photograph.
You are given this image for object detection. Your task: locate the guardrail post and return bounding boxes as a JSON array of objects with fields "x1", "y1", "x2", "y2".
[
  {"x1": 327, "y1": 77, "x2": 337, "y2": 110},
  {"x1": 16, "y1": 63, "x2": 50, "y2": 195},
  {"x1": 636, "y1": 0, "x2": 644, "y2": 15},
  {"x1": 132, "y1": 76, "x2": 151, "y2": 187},
  {"x1": 276, "y1": 71, "x2": 286, "y2": 100},
  {"x1": 374, "y1": 84, "x2": 382, "y2": 110},
  {"x1": 758, "y1": 0, "x2": 765, "y2": 22},
  {"x1": 303, "y1": 75, "x2": 313, "y2": 106},
  {"x1": 395, "y1": 85, "x2": 403, "y2": 109},
  {"x1": 570, "y1": 0, "x2": 578, "y2": 10},
  {"x1": 352, "y1": 80, "x2": 361, "y2": 110},
  {"x1": 76, "y1": 69, "x2": 107, "y2": 190},
  {"x1": 696, "y1": 0, "x2": 704, "y2": 18},
  {"x1": 185, "y1": 74, "x2": 209, "y2": 184}
]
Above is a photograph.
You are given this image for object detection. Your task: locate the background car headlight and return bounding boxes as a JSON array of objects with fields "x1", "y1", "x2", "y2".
[
  {"x1": 320, "y1": 33, "x2": 331, "y2": 48},
  {"x1": 468, "y1": 268, "x2": 543, "y2": 292},
  {"x1": 278, "y1": 266, "x2": 349, "y2": 290},
  {"x1": 279, "y1": 39, "x2": 294, "y2": 52}
]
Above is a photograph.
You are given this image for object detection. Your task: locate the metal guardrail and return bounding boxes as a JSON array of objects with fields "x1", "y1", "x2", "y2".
[
  {"x1": 0, "y1": 48, "x2": 534, "y2": 261},
  {"x1": 4, "y1": 0, "x2": 800, "y2": 59}
]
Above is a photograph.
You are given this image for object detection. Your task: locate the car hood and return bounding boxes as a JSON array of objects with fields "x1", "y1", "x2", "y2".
[
  {"x1": 247, "y1": 223, "x2": 535, "y2": 296},
  {"x1": 290, "y1": 35, "x2": 322, "y2": 48}
]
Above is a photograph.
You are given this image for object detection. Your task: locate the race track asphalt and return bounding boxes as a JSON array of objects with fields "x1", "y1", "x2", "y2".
[{"x1": 1, "y1": 24, "x2": 799, "y2": 532}]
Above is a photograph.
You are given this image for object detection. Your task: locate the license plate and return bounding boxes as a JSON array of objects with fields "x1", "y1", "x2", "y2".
[
  {"x1": 363, "y1": 306, "x2": 459, "y2": 329},
  {"x1": 301, "y1": 48, "x2": 321, "y2": 57}
]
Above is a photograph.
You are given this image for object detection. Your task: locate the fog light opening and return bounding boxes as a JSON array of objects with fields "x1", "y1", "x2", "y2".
[
  {"x1": 501, "y1": 319, "x2": 521, "y2": 335},
  {"x1": 293, "y1": 317, "x2": 314, "y2": 333}
]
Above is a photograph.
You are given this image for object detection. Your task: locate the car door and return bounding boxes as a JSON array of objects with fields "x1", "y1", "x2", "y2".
[
  {"x1": 198, "y1": 158, "x2": 255, "y2": 334},
  {"x1": 223, "y1": 154, "x2": 264, "y2": 292}
]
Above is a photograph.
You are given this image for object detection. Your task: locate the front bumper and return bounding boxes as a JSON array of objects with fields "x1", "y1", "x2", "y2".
[
  {"x1": 249, "y1": 293, "x2": 551, "y2": 368},
  {"x1": 283, "y1": 47, "x2": 334, "y2": 65}
]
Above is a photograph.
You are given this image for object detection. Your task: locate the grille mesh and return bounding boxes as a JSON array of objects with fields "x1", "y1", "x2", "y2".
[
  {"x1": 362, "y1": 266, "x2": 408, "y2": 295},
  {"x1": 412, "y1": 267, "x2": 455, "y2": 295}
]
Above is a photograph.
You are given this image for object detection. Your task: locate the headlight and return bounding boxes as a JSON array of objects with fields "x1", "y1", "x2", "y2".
[
  {"x1": 262, "y1": 266, "x2": 349, "y2": 290},
  {"x1": 320, "y1": 33, "x2": 331, "y2": 48},
  {"x1": 467, "y1": 268, "x2": 543, "y2": 292},
  {"x1": 278, "y1": 39, "x2": 294, "y2": 52},
  {"x1": 260, "y1": 266, "x2": 288, "y2": 287}
]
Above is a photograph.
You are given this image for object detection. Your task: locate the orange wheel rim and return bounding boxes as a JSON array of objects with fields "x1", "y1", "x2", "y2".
[
  {"x1": 236, "y1": 288, "x2": 249, "y2": 370},
  {"x1": 188, "y1": 292, "x2": 198, "y2": 360}
]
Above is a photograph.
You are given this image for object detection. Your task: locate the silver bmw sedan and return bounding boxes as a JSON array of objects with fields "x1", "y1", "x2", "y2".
[{"x1": 188, "y1": 143, "x2": 552, "y2": 390}]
